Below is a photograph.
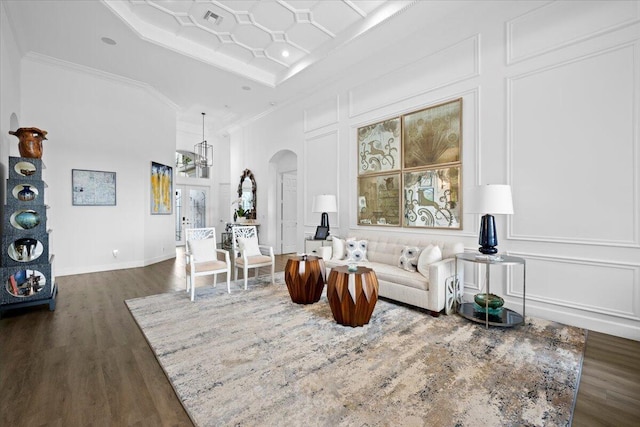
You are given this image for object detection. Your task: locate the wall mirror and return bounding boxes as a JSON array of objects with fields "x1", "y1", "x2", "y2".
[{"x1": 238, "y1": 169, "x2": 256, "y2": 219}]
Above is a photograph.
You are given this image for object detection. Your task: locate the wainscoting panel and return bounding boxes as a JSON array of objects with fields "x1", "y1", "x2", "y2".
[
  {"x1": 506, "y1": 0, "x2": 639, "y2": 64},
  {"x1": 303, "y1": 130, "x2": 339, "y2": 227},
  {"x1": 508, "y1": 43, "x2": 638, "y2": 247},
  {"x1": 304, "y1": 96, "x2": 339, "y2": 133},
  {"x1": 507, "y1": 253, "x2": 639, "y2": 321},
  {"x1": 348, "y1": 35, "x2": 479, "y2": 118}
]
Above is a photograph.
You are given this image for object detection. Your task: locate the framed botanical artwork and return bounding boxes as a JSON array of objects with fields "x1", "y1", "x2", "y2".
[
  {"x1": 151, "y1": 161, "x2": 173, "y2": 214},
  {"x1": 402, "y1": 98, "x2": 462, "y2": 169},
  {"x1": 403, "y1": 166, "x2": 461, "y2": 229},
  {"x1": 358, "y1": 117, "x2": 401, "y2": 175},
  {"x1": 72, "y1": 169, "x2": 116, "y2": 206},
  {"x1": 357, "y1": 173, "x2": 401, "y2": 226}
]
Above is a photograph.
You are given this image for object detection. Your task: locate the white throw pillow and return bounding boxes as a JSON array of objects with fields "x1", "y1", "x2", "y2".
[
  {"x1": 331, "y1": 237, "x2": 346, "y2": 260},
  {"x1": 417, "y1": 244, "x2": 442, "y2": 277},
  {"x1": 346, "y1": 240, "x2": 368, "y2": 262},
  {"x1": 188, "y1": 239, "x2": 217, "y2": 262},
  {"x1": 398, "y1": 246, "x2": 421, "y2": 272},
  {"x1": 238, "y1": 237, "x2": 261, "y2": 257}
]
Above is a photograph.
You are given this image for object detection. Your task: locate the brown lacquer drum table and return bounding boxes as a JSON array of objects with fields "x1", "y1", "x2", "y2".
[
  {"x1": 284, "y1": 255, "x2": 326, "y2": 304},
  {"x1": 327, "y1": 265, "x2": 379, "y2": 327}
]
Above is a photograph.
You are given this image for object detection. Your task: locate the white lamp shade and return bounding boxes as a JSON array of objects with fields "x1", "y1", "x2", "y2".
[
  {"x1": 312, "y1": 194, "x2": 337, "y2": 213},
  {"x1": 467, "y1": 185, "x2": 514, "y2": 215}
]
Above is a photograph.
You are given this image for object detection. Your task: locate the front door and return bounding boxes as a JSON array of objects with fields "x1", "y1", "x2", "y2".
[{"x1": 175, "y1": 185, "x2": 209, "y2": 246}]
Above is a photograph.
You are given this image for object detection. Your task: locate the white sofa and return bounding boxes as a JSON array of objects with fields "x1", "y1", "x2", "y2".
[{"x1": 320, "y1": 231, "x2": 464, "y2": 315}]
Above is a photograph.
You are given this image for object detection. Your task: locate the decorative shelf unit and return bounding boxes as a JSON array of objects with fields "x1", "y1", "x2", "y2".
[{"x1": 0, "y1": 156, "x2": 57, "y2": 318}]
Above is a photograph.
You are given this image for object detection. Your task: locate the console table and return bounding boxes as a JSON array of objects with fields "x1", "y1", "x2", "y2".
[{"x1": 455, "y1": 253, "x2": 526, "y2": 328}]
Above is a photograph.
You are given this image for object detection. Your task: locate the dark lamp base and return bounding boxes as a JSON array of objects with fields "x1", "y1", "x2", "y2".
[{"x1": 478, "y1": 246, "x2": 498, "y2": 255}]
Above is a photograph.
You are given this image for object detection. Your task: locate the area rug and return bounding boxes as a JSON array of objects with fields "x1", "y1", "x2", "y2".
[{"x1": 125, "y1": 273, "x2": 586, "y2": 427}]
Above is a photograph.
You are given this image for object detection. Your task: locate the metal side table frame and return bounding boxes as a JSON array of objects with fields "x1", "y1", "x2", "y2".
[{"x1": 455, "y1": 253, "x2": 526, "y2": 328}]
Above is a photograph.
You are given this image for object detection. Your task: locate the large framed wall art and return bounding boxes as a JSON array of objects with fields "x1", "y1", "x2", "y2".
[
  {"x1": 357, "y1": 98, "x2": 462, "y2": 229},
  {"x1": 151, "y1": 161, "x2": 173, "y2": 215},
  {"x1": 72, "y1": 169, "x2": 116, "y2": 206}
]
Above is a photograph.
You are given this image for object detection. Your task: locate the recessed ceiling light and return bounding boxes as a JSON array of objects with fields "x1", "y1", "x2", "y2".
[
  {"x1": 241, "y1": 86, "x2": 251, "y2": 91},
  {"x1": 101, "y1": 37, "x2": 116, "y2": 45},
  {"x1": 281, "y1": 50, "x2": 290, "y2": 58}
]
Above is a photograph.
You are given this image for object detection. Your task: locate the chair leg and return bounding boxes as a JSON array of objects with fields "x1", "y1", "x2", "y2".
[
  {"x1": 271, "y1": 263, "x2": 275, "y2": 285},
  {"x1": 190, "y1": 273, "x2": 196, "y2": 302},
  {"x1": 226, "y1": 274, "x2": 231, "y2": 294},
  {"x1": 213, "y1": 274, "x2": 217, "y2": 288},
  {"x1": 244, "y1": 266, "x2": 248, "y2": 290}
]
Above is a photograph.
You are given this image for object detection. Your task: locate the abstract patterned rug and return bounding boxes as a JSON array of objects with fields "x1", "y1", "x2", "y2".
[{"x1": 125, "y1": 273, "x2": 586, "y2": 427}]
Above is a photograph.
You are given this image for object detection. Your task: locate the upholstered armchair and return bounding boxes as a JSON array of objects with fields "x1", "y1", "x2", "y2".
[
  {"x1": 231, "y1": 225, "x2": 275, "y2": 289},
  {"x1": 185, "y1": 227, "x2": 231, "y2": 301}
]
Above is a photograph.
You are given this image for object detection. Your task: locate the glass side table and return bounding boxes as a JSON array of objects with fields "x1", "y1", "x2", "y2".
[{"x1": 455, "y1": 253, "x2": 526, "y2": 328}]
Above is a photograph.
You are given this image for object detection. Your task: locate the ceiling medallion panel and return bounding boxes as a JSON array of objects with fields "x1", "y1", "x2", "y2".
[{"x1": 104, "y1": 0, "x2": 413, "y2": 86}]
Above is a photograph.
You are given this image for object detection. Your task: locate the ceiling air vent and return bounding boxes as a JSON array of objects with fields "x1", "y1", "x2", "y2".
[{"x1": 204, "y1": 10, "x2": 223, "y2": 26}]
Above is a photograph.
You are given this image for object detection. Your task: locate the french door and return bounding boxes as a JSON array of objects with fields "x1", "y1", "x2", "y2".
[{"x1": 175, "y1": 185, "x2": 209, "y2": 246}]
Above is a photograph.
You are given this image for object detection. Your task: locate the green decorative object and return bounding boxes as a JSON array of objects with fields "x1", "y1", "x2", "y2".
[{"x1": 474, "y1": 293, "x2": 504, "y2": 310}]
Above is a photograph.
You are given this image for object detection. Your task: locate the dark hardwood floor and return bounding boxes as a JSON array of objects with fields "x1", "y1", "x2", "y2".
[{"x1": 1, "y1": 251, "x2": 638, "y2": 426}]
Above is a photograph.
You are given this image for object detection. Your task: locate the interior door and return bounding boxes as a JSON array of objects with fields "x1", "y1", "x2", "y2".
[
  {"x1": 281, "y1": 172, "x2": 297, "y2": 253},
  {"x1": 175, "y1": 185, "x2": 209, "y2": 246}
]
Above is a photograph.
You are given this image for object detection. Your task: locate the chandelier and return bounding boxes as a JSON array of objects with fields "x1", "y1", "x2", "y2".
[{"x1": 194, "y1": 112, "x2": 213, "y2": 178}]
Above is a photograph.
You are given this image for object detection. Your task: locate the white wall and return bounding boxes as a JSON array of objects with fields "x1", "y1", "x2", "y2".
[
  {"x1": 0, "y1": 1, "x2": 22, "y2": 208},
  {"x1": 19, "y1": 55, "x2": 177, "y2": 275},
  {"x1": 230, "y1": 1, "x2": 640, "y2": 340}
]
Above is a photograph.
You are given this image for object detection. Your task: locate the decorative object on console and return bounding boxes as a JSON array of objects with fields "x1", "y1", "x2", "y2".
[
  {"x1": 193, "y1": 112, "x2": 212, "y2": 179},
  {"x1": 9, "y1": 127, "x2": 48, "y2": 159},
  {"x1": 312, "y1": 194, "x2": 336, "y2": 236},
  {"x1": 468, "y1": 184, "x2": 513, "y2": 254}
]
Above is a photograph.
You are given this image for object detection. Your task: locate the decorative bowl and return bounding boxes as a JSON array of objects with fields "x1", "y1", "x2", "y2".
[{"x1": 474, "y1": 293, "x2": 504, "y2": 309}]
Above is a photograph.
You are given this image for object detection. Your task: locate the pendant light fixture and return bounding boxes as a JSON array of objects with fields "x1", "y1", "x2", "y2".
[{"x1": 194, "y1": 112, "x2": 213, "y2": 178}]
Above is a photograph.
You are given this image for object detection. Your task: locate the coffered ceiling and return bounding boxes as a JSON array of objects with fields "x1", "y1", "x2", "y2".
[
  {"x1": 106, "y1": 0, "x2": 407, "y2": 87},
  {"x1": 3, "y1": 0, "x2": 463, "y2": 132}
]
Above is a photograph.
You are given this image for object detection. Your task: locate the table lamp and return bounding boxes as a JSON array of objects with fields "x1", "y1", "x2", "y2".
[
  {"x1": 312, "y1": 194, "x2": 337, "y2": 235},
  {"x1": 468, "y1": 185, "x2": 513, "y2": 254}
]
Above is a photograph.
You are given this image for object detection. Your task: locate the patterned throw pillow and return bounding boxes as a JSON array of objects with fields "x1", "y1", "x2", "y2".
[
  {"x1": 346, "y1": 240, "x2": 368, "y2": 262},
  {"x1": 398, "y1": 246, "x2": 421, "y2": 272}
]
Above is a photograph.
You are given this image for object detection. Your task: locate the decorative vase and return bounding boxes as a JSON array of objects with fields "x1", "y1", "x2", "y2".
[
  {"x1": 9, "y1": 127, "x2": 48, "y2": 159},
  {"x1": 14, "y1": 210, "x2": 40, "y2": 229},
  {"x1": 474, "y1": 293, "x2": 504, "y2": 310},
  {"x1": 17, "y1": 185, "x2": 36, "y2": 201},
  {"x1": 15, "y1": 238, "x2": 38, "y2": 260}
]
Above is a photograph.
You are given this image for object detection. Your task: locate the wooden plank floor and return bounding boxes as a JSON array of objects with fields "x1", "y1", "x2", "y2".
[{"x1": 1, "y1": 251, "x2": 638, "y2": 426}]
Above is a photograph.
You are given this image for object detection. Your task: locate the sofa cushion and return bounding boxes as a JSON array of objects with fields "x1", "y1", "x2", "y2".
[
  {"x1": 331, "y1": 262, "x2": 429, "y2": 291},
  {"x1": 346, "y1": 239, "x2": 368, "y2": 262},
  {"x1": 398, "y1": 246, "x2": 420, "y2": 272},
  {"x1": 417, "y1": 244, "x2": 442, "y2": 278}
]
